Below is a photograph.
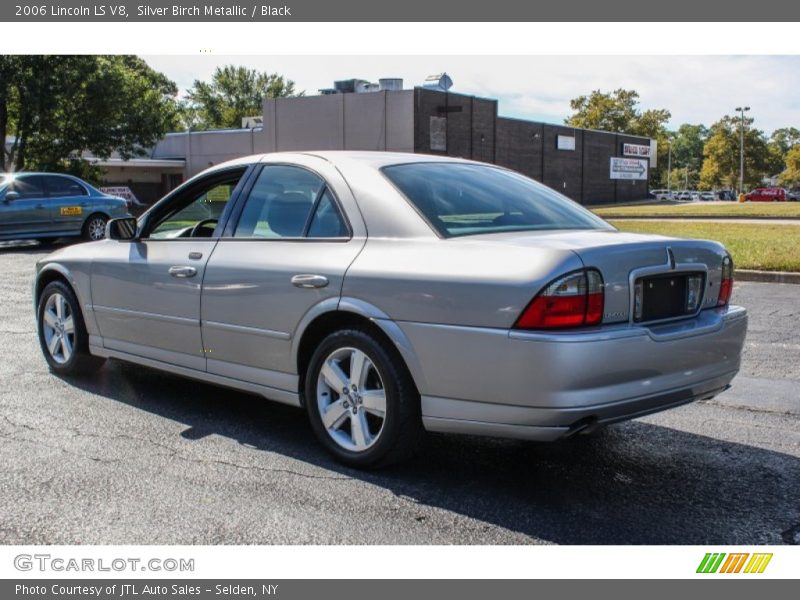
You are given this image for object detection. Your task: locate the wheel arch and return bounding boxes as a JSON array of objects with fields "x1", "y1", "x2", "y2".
[{"x1": 292, "y1": 297, "x2": 427, "y2": 403}]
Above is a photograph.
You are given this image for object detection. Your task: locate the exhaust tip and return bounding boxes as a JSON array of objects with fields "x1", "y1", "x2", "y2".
[{"x1": 564, "y1": 416, "x2": 599, "y2": 438}]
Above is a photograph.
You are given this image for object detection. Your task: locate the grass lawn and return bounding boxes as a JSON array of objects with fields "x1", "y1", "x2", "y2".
[
  {"x1": 609, "y1": 220, "x2": 800, "y2": 272},
  {"x1": 594, "y1": 202, "x2": 800, "y2": 219}
]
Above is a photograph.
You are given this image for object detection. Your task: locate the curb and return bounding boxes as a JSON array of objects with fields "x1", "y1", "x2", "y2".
[
  {"x1": 605, "y1": 216, "x2": 800, "y2": 221},
  {"x1": 735, "y1": 269, "x2": 800, "y2": 284}
]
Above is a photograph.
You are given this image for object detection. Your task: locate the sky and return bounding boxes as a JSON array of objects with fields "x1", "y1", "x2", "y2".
[{"x1": 143, "y1": 55, "x2": 800, "y2": 135}]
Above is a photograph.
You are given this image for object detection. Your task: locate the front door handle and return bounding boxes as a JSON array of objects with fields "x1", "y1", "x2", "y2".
[
  {"x1": 169, "y1": 266, "x2": 197, "y2": 278},
  {"x1": 291, "y1": 274, "x2": 329, "y2": 289}
]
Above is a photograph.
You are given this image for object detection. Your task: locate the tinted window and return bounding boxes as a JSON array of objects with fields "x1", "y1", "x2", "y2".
[
  {"x1": 307, "y1": 189, "x2": 348, "y2": 238},
  {"x1": 44, "y1": 176, "x2": 88, "y2": 198},
  {"x1": 234, "y1": 166, "x2": 325, "y2": 238},
  {"x1": 11, "y1": 175, "x2": 46, "y2": 199},
  {"x1": 383, "y1": 163, "x2": 612, "y2": 237}
]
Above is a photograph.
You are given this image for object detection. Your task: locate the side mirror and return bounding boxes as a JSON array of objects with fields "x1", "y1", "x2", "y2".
[
  {"x1": 4, "y1": 190, "x2": 20, "y2": 202},
  {"x1": 106, "y1": 217, "x2": 138, "y2": 241}
]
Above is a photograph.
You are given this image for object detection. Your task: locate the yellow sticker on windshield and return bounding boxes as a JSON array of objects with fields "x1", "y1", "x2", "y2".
[{"x1": 60, "y1": 206, "x2": 82, "y2": 216}]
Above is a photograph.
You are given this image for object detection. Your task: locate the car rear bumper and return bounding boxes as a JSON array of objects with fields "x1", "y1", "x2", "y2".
[{"x1": 393, "y1": 305, "x2": 747, "y2": 441}]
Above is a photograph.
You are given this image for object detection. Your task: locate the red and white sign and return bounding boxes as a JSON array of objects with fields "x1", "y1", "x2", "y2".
[
  {"x1": 622, "y1": 143, "x2": 651, "y2": 158},
  {"x1": 100, "y1": 186, "x2": 142, "y2": 206}
]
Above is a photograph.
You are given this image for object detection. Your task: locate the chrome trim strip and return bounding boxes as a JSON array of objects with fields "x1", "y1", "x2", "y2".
[{"x1": 203, "y1": 320, "x2": 291, "y2": 340}]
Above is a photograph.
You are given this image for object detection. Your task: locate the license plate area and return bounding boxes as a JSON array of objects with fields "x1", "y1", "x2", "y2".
[{"x1": 634, "y1": 272, "x2": 705, "y2": 323}]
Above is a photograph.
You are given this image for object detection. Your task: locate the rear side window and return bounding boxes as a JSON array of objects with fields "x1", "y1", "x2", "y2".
[
  {"x1": 383, "y1": 163, "x2": 611, "y2": 238},
  {"x1": 234, "y1": 165, "x2": 348, "y2": 239},
  {"x1": 44, "y1": 176, "x2": 87, "y2": 198}
]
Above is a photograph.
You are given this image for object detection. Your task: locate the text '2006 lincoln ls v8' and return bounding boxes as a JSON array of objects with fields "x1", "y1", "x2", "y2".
[{"x1": 34, "y1": 151, "x2": 747, "y2": 467}]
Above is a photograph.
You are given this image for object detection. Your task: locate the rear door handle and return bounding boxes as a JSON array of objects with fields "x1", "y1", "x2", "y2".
[
  {"x1": 169, "y1": 266, "x2": 197, "y2": 278},
  {"x1": 291, "y1": 274, "x2": 329, "y2": 289}
]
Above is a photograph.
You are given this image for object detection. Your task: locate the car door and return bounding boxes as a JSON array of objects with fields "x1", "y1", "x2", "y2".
[
  {"x1": 0, "y1": 175, "x2": 50, "y2": 236},
  {"x1": 42, "y1": 175, "x2": 91, "y2": 234},
  {"x1": 200, "y1": 159, "x2": 367, "y2": 393},
  {"x1": 91, "y1": 166, "x2": 249, "y2": 371}
]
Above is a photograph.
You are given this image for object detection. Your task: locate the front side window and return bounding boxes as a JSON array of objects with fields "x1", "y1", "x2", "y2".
[
  {"x1": 383, "y1": 162, "x2": 612, "y2": 238},
  {"x1": 11, "y1": 175, "x2": 46, "y2": 199},
  {"x1": 44, "y1": 176, "x2": 88, "y2": 198},
  {"x1": 148, "y1": 175, "x2": 242, "y2": 239},
  {"x1": 234, "y1": 165, "x2": 347, "y2": 239}
]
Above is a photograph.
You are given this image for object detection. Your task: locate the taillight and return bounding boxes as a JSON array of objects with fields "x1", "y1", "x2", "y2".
[
  {"x1": 717, "y1": 255, "x2": 733, "y2": 307},
  {"x1": 514, "y1": 269, "x2": 604, "y2": 330}
]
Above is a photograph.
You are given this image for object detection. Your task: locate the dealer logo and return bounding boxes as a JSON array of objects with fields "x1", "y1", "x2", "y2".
[{"x1": 696, "y1": 552, "x2": 772, "y2": 574}]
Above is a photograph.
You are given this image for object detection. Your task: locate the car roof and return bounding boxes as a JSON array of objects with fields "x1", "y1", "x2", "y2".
[{"x1": 205, "y1": 151, "x2": 484, "y2": 175}]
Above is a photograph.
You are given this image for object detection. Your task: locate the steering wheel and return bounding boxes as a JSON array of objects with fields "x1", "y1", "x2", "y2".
[{"x1": 189, "y1": 218, "x2": 218, "y2": 238}]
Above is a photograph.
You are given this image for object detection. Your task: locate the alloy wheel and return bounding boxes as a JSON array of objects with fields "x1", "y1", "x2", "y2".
[
  {"x1": 315, "y1": 346, "x2": 387, "y2": 452},
  {"x1": 42, "y1": 293, "x2": 75, "y2": 365},
  {"x1": 87, "y1": 217, "x2": 107, "y2": 241}
]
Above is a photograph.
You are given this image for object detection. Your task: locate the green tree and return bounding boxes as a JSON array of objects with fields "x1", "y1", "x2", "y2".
[
  {"x1": 1, "y1": 55, "x2": 179, "y2": 175},
  {"x1": 767, "y1": 127, "x2": 800, "y2": 176},
  {"x1": 566, "y1": 88, "x2": 671, "y2": 186},
  {"x1": 669, "y1": 124, "x2": 708, "y2": 180},
  {"x1": 699, "y1": 115, "x2": 771, "y2": 192},
  {"x1": 779, "y1": 145, "x2": 800, "y2": 188},
  {"x1": 183, "y1": 65, "x2": 301, "y2": 130}
]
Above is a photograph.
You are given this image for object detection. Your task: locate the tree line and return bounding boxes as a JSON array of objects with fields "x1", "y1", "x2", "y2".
[
  {"x1": 1, "y1": 57, "x2": 298, "y2": 179},
  {"x1": 566, "y1": 88, "x2": 800, "y2": 190}
]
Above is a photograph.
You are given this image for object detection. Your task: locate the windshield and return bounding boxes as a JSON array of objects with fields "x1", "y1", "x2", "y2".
[{"x1": 382, "y1": 162, "x2": 612, "y2": 238}]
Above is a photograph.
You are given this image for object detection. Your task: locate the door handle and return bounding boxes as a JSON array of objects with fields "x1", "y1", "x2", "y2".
[
  {"x1": 291, "y1": 274, "x2": 329, "y2": 289},
  {"x1": 169, "y1": 266, "x2": 197, "y2": 278}
]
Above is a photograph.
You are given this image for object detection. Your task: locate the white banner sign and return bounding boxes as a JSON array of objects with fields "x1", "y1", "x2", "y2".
[
  {"x1": 623, "y1": 143, "x2": 651, "y2": 157},
  {"x1": 557, "y1": 135, "x2": 575, "y2": 150},
  {"x1": 100, "y1": 186, "x2": 141, "y2": 205},
  {"x1": 610, "y1": 157, "x2": 648, "y2": 180}
]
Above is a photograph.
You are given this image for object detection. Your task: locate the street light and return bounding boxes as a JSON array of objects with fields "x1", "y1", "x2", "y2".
[
  {"x1": 667, "y1": 139, "x2": 673, "y2": 198},
  {"x1": 735, "y1": 106, "x2": 750, "y2": 195}
]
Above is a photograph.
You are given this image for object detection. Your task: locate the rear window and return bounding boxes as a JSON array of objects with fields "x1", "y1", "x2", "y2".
[{"x1": 382, "y1": 163, "x2": 611, "y2": 237}]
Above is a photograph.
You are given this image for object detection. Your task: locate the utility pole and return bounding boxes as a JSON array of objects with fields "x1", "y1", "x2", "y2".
[
  {"x1": 735, "y1": 106, "x2": 750, "y2": 194},
  {"x1": 667, "y1": 139, "x2": 672, "y2": 198}
]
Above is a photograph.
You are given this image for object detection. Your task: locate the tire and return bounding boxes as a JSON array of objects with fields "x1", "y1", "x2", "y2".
[
  {"x1": 304, "y1": 328, "x2": 424, "y2": 468},
  {"x1": 83, "y1": 214, "x2": 108, "y2": 241},
  {"x1": 37, "y1": 280, "x2": 105, "y2": 376}
]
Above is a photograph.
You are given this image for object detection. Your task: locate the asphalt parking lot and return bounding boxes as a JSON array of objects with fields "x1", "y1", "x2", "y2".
[{"x1": 0, "y1": 240, "x2": 798, "y2": 545}]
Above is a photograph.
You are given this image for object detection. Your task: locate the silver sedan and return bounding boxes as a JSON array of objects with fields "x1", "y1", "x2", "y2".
[{"x1": 33, "y1": 152, "x2": 747, "y2": 467}]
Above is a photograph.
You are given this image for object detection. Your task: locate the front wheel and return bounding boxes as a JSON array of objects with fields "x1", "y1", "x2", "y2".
[
  {"x1": 37, "y1": 281, "x2": 105, "y2": 375},
  {"x1": 304, "y1": 328, "x2": 424, "y2": 468},
  {"x1": 83, "y1": 214, "x2": 108, "y2": 241}
]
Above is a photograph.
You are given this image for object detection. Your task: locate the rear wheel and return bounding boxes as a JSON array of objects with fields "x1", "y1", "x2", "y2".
[
  {"x1": 83, "y1": 214, "x2": 108, "y2": 241},
  {"x1": 304, "y1": 328, "x2": 424, "y2": 468},
  {"x1": 37, "y1": 281, "x2": 105, "y2": 375}
]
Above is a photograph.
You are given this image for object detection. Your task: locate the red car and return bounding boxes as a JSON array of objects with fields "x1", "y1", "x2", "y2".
[{"x1": 745, "y1": 187, "x2": 787, "y2": 202}]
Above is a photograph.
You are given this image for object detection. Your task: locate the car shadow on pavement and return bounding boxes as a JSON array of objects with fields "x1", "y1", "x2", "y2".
[{"x1": 59, "y1": 358, "x2": 800, "y2": 545}]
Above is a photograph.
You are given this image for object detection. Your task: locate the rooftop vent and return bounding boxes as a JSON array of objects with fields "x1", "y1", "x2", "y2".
[{"x1": 422, "y1": 73, "x2": 453, "y2": 92}]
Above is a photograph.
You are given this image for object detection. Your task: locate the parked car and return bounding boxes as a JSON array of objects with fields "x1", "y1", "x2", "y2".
[
  {"x1": 699, "y1": 192, "x2": 715, "y2": 202},
  {"x1": 0, "y1": 172, "x2": 130, "y2": 243},
  {"x1": 717, "y1": 190, "x2": 737, "y2": 201},
  {"x1": 676, "y1": 191, "x2": 693, "y2": 201},
  {"x1": 650, "y1": 189, "x2": 673, "y2": 200},
  {"x1": 787, "y1": 189, "x2": 800, "y2": 201},
  {"x1": 33, "y1": 152, "x2": 747, "y2": 468},
  {"x1": 745, "y1": 187, "x2": 787, "y2": 202}
]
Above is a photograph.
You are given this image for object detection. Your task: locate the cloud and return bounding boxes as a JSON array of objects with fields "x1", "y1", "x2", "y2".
[{"x1": 143, "y1": 55, "x2": 800, "y2": 134}]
